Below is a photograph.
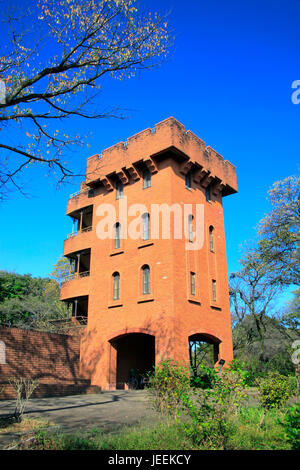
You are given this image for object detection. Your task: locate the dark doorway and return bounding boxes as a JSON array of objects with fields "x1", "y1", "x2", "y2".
[{"x1": 110, "y1": 333, "x2": 155, "y2": 390}]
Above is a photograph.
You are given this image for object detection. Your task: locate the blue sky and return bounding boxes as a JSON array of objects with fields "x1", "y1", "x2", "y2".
[{"x1": 0, "y1": 0, "x2": 299, "y2": 306}]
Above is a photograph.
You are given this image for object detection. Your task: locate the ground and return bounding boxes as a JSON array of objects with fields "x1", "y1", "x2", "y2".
[{"x1": 0, "y1": 391, "x2": 158, "y2": 449}]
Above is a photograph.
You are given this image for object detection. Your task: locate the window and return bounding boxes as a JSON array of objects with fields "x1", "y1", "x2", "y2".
[
  {"x1": 188, "y1": 214, "x2": 194, "y2": 243},
  {"x1": 209, "y1": 226, "x2": 214, "y2": 252},
  {"x1": 143, "y1": 169, "x2": 151, "y2": 189},
  {"x1": 0, "y1": 341, "x2": 5, "y2": 364},
  {"x1": 212, "y1": 279, "x2": 217, "y2": 302},
  {"x1": 113, "y1": 272, "x2": 120, "y2": 300},
  {"x1": 142, "y1": 265, "x2": 150, "y2": 294},
  {"x1": 116, "y1": 181, "x2": 123, "y2": 200},
  {"x1": 190, "y1": 272, "x2": 196, "y2": 296},
  {"x1": 205, "y1": 185, "x2": 211, "y2": 202},
  {"x1": 185, "y1": 171, "x2": 191, "y2": 189},
  {"x1": 114, "y1": 223, "x2": 121, "y2": 249},
  {"x1": 142, "y1": 212, "x2": 150, "y2": 241}
]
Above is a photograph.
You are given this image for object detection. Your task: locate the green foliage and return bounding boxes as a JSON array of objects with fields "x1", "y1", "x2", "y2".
[
  {"x1": 258, "y1": 175, "x2": 300, "y2": 286},
  {"x1": 190, "y1": 364, "x2": 218, "y2": 389},
  {"x1": 182, "y1": 369, "x2": 247, "y2": 449},
  {"x1": 282, "y1": 403, "x2": 300, "y2": 450},
  {"x1": 0, "y1": 270, "x2": 70, "y2": 330},
  {"x1": 257, "y1": 372, "x2": 292, "y2": 410},
  {"x1": 50, "y1": 257, "x2": 71, "y2": 287},
  {"x1": 146, "y1": 359, "x2": 190, "y2": 419},
  {"x1": 228, "y1": 359, "x2": 250, "y2": 386}
]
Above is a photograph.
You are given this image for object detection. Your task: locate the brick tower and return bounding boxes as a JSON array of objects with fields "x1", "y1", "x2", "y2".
[{"x1": 60, "y1": 117, "x2": 238, "y2": 390}]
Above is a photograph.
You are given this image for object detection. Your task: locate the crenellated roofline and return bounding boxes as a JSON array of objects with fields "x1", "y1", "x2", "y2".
[{"x1": 84, "y1": 117, "x2": 238, "y2": 197}]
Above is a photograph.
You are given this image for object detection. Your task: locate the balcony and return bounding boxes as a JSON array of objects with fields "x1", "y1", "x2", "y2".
[
  {"x1": 64, "y1": 206, "x2": 93, "y2": 256},
  {"x1": 60, "y1": 249, "x2": 91, "y2": 300},
  {"x1": 66, "y1": 185, "x2": 95, "y2": 215}
]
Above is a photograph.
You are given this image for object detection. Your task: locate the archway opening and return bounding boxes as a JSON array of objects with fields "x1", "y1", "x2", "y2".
[
  {"x1": 109, "y1": 333, "x2": 155, "y2": 390},
  {"x1": 188, "y1": 333, "x2": 220, "y2": 376}
]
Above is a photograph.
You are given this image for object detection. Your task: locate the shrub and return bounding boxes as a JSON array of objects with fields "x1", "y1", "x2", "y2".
[
  {"x1": 9, "y1": 377, "x2": 39, "y2": 422},
  {"x1": 182, "y1": 369, "x2": 247, "y2": 449},
  {"x1": 146, "y1": 359, "x2": 190, "y2": 419},
  {"x1": 257, "y1": 373, "x2": 292, "y2": 410},
  {"x1": 282, "y1": 403, "x2": 300, "y2": 450},
  {"x1": 190, "y1": 365, "x2": 218, "y2": 389}
]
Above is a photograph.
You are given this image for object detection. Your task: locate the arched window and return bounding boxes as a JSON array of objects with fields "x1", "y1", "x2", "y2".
[
  {"x1": 188, "y1": 214, "x2": 194, "y2": 243},
  {"x1": 142, "y1": 265, "x2": 150, "y2": 294},
  {"x1": 116, "y1": 181, "x2": 123, "y2": 200},
  {"x1": 113, "y1": 272, "x2": 120, "y2": 300},
  {"x1": 209, "y1": 226, "x2": 214, "y2": 252},
  {"x1": 114, "y1": 223, "x2": 121, "y2": 249},
  {"x1": 142, "y1": 212, "x2": 150, "y2": 241},
  {"x1": 143, "y1": 169, "x2": 151, "y2": 189},
  {"x1": 0, "y1": 340, "x2": 6, "y2": 364}
]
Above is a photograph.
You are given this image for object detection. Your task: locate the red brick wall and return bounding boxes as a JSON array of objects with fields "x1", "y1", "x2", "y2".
[{"x1": 0, "y1": 327, "x2": 83, "y2": 399}]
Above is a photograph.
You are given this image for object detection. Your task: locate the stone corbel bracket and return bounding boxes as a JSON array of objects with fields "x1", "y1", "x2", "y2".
[
  {"x1": 127, "y1": 165, "x2": 140, "y2": 182},
  {"x1": 101, "y1": 176, "x2": 114, "y2": 192},
  {"x1": 179, "y1": 160, "x2": 194, "y2": 176},
  {"x1": 144, "y1": 157, "x2": 158, "y2": 174},
  {"x1": 116, "y1": 169, "x2": 129, "y2": 185}
]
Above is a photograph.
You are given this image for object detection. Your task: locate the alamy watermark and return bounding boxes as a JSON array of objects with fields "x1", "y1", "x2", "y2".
[
  {"x1": 291, "y1": 80, "x2": 300, "y2": 104},
  {"x1": 95, "y1": 197, "x2": 205, "y2": 250},
  {"x1": 291, "y1": 340, "x2": 300, "y2": 365}
]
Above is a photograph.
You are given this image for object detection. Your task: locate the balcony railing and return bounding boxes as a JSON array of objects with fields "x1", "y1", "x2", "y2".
[
  {"x1": 63, "y1": 271, "x2": 90, "y2": 283},
  {"x1": 67, "y1": 226, "x2": 92, "y2": 239},
  {"x1": 69, "y1": 188, "x2": 89, "y2": 199}
]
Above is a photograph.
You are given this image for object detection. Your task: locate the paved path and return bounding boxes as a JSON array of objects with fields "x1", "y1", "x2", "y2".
[{"x1": 0, "y1": 391, "x2": 158, "y2": 449}]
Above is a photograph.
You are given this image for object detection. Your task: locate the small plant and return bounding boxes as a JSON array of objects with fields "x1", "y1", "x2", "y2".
[
  {"x1": 257, "y1": 372, "x2": 292, "y2": 427},
  {"x1": 258, "y1": 372, "x2": 291, "y2": 411},
  {"x1": 182, "y1": 369, "x2": 247, "y2": 449},
  {"x1": 146, "y1": 359, "x2": 190, "y2": 419},
  {"x1": 9, "y1": 377, "x2": 39, "y2": 423},
  {"x1": 281, "y1": 403, "x2": 300, "y2": 450},
  {"x1": 228, "y1": 359, "x2": 250, "y2": 386}
]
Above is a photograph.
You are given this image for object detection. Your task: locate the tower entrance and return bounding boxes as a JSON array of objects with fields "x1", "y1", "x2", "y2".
[{"x1": 109, "y1": 333, "x2": 155, "y2": 389}]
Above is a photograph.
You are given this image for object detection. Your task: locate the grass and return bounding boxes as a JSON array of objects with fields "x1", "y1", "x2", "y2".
[
  {"x1": 0, "y1": 416, "x2": 53, "y2": 435},
  {"x1": 26, "y1": 404, "x2": 292, "y2": 450}
]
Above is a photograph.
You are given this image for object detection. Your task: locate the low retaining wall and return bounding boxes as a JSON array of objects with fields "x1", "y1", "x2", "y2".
[{"x1": 0, "y1": 327, "x2": 98, "y2": 399}]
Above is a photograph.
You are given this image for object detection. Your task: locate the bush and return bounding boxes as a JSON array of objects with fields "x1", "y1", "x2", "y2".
[
  {"x1": 146, "y1": 359, "x2": 190, "y2": 419},
  {"x1": 282, "y1": 403, "x2": 300, "y2": 450},
  {"x1": 257, "y1": 373, "x2": 292, "y2": 410},
  {"x1": 190, "y1": 365, "x2": 218, "y2": 389},
  {"x1": 182, "y1": 369, "x2": 247, "y2": 449},
  {"x1": 9, "y1": 377, "x2": 39, "y2": 423}
]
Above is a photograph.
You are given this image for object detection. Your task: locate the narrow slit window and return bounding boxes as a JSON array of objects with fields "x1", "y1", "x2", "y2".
[
  {"x1": 185, "y1": 171, "x2": 191, "y2": 189},
  {"x1": 142, "y1": 265, "x2": 150, "y2": 294},
  {"x1": 113, "y1": 272, "x2": 120, "y2": 300},
  {"x1": 205, "y1": 185, "x2": 211, "y2": 202},
  {"x1": 143, "y1": 169, "x2": 151, "y2": 189},
  {"x1": 190, "y1": 272, "x2": 196, "y2": 296},
  {"x1": 116, "y1": 181, "x2": 123, "y2": 200},
  {"x1": 142, "y1": 213, "x2": 150, "y2": 241},
  {"x1": 212, "y1": 279, "x2": 217, "y2": 302},
  {"x1": 188, "y1": 214, "x2": 194, "y2": 243},
  {"x1": 209, "y1": 226, "x2": 214, "y2": 252},
  {"x1": 114, "y1": 223, "x2": 121, "y2": 249}
]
